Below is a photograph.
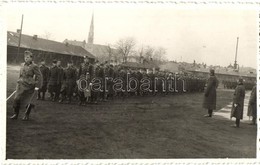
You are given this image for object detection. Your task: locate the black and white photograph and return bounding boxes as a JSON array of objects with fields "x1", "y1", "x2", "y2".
[{"x1": 0, "y1": 1, "x2": 258, "y2": 160}]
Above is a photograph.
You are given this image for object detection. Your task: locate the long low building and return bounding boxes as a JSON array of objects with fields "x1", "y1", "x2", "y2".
[{"x1": 7, "y1": 31, "x2": 95, "y2": 67}]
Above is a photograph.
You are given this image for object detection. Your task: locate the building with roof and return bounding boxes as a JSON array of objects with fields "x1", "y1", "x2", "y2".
[
  {"x1": 63, "y1": 39, "x2": 118, "y2": 64},
  {"x1": 63, "y1": 13, "x2": 120, "y2": 64},
  {"x1": 7, "y1": 31, "x2": 95, "y2": 67}
]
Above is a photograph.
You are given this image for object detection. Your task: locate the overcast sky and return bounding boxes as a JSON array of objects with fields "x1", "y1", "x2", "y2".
[{"x1": 0, "y1": 4, "x2": 258, "y2": 68}]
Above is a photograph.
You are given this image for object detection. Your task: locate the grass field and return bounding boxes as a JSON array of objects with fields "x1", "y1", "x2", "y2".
[{"x1": 6, "y1": 65, "x2": 256, "y2": 159}]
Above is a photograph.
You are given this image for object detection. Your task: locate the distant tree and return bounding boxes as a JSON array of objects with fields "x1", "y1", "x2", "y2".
[
  {"x1": 143, "y1": 46, "x2": 155, "y2": 60},
  {"x1": 153, "y1": 47, "x2": 167, "y2": 62},
  {"x1": 41, "y1": 31, "x2": 53, "y2": 40},
  {"x1": 106, "y1": 44, "x2": 114, "y2": 63},
  {"x1": 115, "y1": 37, "x2": 136, "y2": 63}
]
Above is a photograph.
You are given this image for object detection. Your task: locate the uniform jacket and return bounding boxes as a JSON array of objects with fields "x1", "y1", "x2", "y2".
[
  {"x1": 48, "y1": 65, "x2": 59, "y2": 86},
  {"x1": 17, "y1": 62, "x2": 42, "y2": 89},
  {"x1": 39, "y1": 65, "x2": 49, "y2": 85},
  {"x1": 203, "y1": 75, "x2": 218, "y2": 110},
  {"x1": 63, "y1": 66, "x2": 77, "y2": 86},
  {"x1": 78, "y1": 62, "x2": 90, "y2": 79},
  {"x1": 231, "y1": 84, "x2": 245, "y2": 119},
  {"x1": 247, "y1": 85, "x2": 257, "y2": 118},
  {"x1": 57, "y1": 66, "x2": 64, "y2": 85}
]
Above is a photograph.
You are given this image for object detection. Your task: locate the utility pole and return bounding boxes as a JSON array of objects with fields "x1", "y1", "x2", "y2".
[
  {"x1": 234, "y1": 37, "x2": 239, "y2": 71},
  {"x1": 15, "y1": 14, "x2": 24, "y2": 63}
]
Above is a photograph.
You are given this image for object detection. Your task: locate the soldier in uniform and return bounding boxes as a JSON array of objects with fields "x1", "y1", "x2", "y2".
[
  {"x1": 59, "y1": 61, "x2": 77, "y2": 103},
  {"x1": 231, "y1": 77, "x2": 245, "y2": 128},
  {"x1": 247, "y1": 84, "x2": 257, "y2": 125},
  {"x1": 78, "y1": 56, "x2": 90, "y2": 105},
  {"x1": 48, "y1": 60, "x2": 59, "y2": 101},
  {"x1": 10, "y1": 50, "x2": 42, "y2": 120},
  {"x1": 37, "y1": 59, "x2": 49, "y2": 100},
  {"x1": 203, "y1": 69, "x2": 218, "y2": 117},
  {"x1": 107, "y1": 64, "x2": 115, "y2": 100},
  {"x1": 55, "y1": 60, "x2": 64, "y2": 101}
]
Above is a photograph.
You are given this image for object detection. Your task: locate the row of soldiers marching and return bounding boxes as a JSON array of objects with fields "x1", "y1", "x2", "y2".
[
  {"x1": 9, "y1": 51, "x2": 206, "y2": 120},
  {"x1": 38, "y1": 56, "x2": 207, "y2": 105}
]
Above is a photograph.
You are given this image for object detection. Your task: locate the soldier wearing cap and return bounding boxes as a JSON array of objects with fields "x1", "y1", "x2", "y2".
[
  {"x1": 37, "y1": 59, "x2": 49, "y2": 100},
  {"x1": 203, "y1": 69, "x2": 218, "y2": 117},
  {"x1": 247, "y1": 82, "x2": 257, "y2": 125},
  {"x1": 55, "y1": 60, "x2": 64, "y2": 101},
  {"x1": 78, "y1": 56, "x2": 90, "y2": 105},
  {"x1": 59, "y1": 61, "x2": 77, "y2": 103},
  {"x1": 231, "y1": 77, "x2": 245, "y2": 128},
  {"x1": 10, "y1": 50, "x2": 43, "y2": 121},
  {"x1": 48, "y1": 60, "x2": 59, "y2": 101}
]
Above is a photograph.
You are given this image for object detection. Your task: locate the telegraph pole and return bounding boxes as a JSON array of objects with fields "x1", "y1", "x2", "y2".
[{"x1": 234, "y1": 37, "x2": 239, "y2": 70}]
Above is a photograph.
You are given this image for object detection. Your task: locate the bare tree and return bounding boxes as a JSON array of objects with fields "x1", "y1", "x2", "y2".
[
  {"x1": 154, "y1": 47, "x2": 167, "y2": 62},
  {"x1": 41, "y1": 31, "x2": 53, "y2": 40},
  {"x1": 143, "y1": 46, "x2": 155, "y2": 60},
  {"x1": 106, "y1": 44, "x2": 113, "y2": 63},
  {"x1": 115, "y1": 37, "x2": 136, "y2": 63}
]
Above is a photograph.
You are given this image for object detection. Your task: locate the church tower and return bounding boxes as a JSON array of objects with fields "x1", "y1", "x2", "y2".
[{"x1": 88, "y1": 13, "x2": 94, "y2": 44}]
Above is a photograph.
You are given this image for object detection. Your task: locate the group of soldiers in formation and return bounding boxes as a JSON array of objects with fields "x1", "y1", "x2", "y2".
[
  {"x1": 37, "y1": 56, "x2": 207, "y2": 105},
  {"x1": 10, "y1": 50, "x2": 256, "y2": 124},
  {"x1": 222, "y1": 80, "x2": 256, "y2": 90}
]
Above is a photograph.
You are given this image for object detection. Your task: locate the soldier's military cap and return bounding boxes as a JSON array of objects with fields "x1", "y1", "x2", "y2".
[
  {"x1": 52, "y1": 59, "x2": 57, "y2": 64},
  {"x1": 238, "y1": 77, "x2": 244, "y2": 83},
  {"x1": 24, "y1": 50, "x2": 33, "y2": 57}
]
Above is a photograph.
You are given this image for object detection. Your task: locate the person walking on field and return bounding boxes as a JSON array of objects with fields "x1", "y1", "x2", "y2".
[
  {"x1": 247, "y1": 83, "x2": 257, "y2": 125},
  {"x1": 10, "y1": 50, "x2": 42, "y2": 121},
  {"x1": 203, "y1": 69, "x2": 218, "y2": 117},
  {"x1": 230, "y1": 77, "x2": 245, "y2": 128}
]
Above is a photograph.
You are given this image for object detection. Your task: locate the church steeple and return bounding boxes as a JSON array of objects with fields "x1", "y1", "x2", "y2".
[{"x1": 88, "y1": 13, "x2": 94, "y2": 44}]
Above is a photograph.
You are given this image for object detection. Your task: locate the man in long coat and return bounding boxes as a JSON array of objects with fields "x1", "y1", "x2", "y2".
[
  {"x1": 203, "y1": 69, "x2": 218, "y2": 117},
  {"x1": 10, "y1": 50, "x2": 42, "y2": 120},
  {"x1": 78, "y1": 56, "x2": 90, "y2": 105},
  {"x1": 60, "y1": 61, "x2": 77, "y2": 103},
  {"x1": 230, "y1": 77, "x2": 245, "y2": 128},
  {"x1": 48, "y1": 60, "x2": 59, "y2": 101},
  {"x1": 37, "y1": 59, "x2": 49, "y2": 100},
  {"x1": 247, "y1": 84, "x2": 257, "y2": 125},
  {"x1": 55, "y1": 60, "x2": 64, "y2": 101}
]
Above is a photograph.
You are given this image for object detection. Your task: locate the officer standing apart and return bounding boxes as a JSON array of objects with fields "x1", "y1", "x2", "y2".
[
  {"x1": 10, "y1": 50, "x2": 42, "y2": 121},
  {"x1": 203, "y1": 69, "x2": 218, "y2": 117},
  {"x1": 230, "y1": 77, "x2": 245, "y2": 128}
]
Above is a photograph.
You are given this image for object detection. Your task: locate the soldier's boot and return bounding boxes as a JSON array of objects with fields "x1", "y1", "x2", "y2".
[
  {"x1": 10, "y1": 107, "x2": 19, "y2": 120},
  {"x1": 235, "y1": 119, "x2": 240, "y2": 128},
  {"x1": 22, "y1": 104, "x2": 34, "y2": 121},
  {"x1": 42, "y1": 92, "x2": 46, "y2": 100}
]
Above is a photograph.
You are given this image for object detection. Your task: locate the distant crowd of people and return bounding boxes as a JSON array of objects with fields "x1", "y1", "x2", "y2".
[{"x1": 222, "y1": 80, "x2": 255, "y2": 90}]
